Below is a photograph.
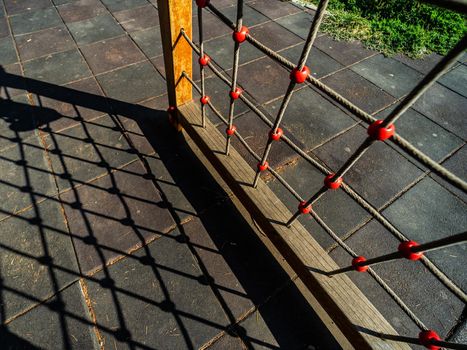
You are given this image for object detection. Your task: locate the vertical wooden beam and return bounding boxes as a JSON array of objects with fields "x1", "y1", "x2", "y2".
[{"x1": 157, "y1": 0, "x2": 192, "y2": 108}]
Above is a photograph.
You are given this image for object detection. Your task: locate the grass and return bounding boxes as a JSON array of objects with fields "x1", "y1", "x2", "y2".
[{"x1": 301, "y1": 0, "x2": 466, "y2": 58}]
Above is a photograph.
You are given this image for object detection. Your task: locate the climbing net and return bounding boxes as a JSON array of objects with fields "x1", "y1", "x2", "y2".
[{"x1": 178, "y1": 0, "x2": 467, "y2": 348}]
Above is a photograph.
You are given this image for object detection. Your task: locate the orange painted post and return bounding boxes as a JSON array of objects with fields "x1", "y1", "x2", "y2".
[{"x1": 157, "y1": 0, "x2": 193, "y2": 128}]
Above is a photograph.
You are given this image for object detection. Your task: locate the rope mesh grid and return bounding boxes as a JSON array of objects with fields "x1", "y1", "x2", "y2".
[{"x1": 183, "y1": 0, "x2": 467, "y2": 348}]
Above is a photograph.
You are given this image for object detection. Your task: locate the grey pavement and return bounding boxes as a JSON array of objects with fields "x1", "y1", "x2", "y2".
[{"x1": 0, "y1": 0, "x2": 465, "y2": 349}]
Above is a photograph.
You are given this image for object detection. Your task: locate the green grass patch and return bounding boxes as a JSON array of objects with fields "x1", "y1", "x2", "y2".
[{"x1": 303, "y1": 0, "x2": 466, "y2": 57}]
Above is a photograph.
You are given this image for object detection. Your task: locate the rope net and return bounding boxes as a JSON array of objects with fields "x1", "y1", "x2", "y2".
[{"x1": 178, "y1": 0, "x2": 467, "y2": 348}]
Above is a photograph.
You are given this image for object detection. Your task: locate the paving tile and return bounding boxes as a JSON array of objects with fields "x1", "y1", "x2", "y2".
[
  {"x1": 192, "y1": 11, "x2": 231, "y2": 42},
  {"x1": 80, "y1": 35, "x2": 145, "y2": 74},
  {"x1": 383, "y1": 177, "x2": 467, "y2": 291},
  {"x1": 314, "y1": 34, "x2": 374, "y2": 66},
  {"x1": 54, "y1": 0, "x2": 77, "y2": 4},
  {"x1": 10, "y1": 7, "x2": 62, "y2": 35},
  {"x1": 351, "y1": 55, "x2": 423, "y2": 98},
  {"x1": 199, "y1": 75, "x2": 250, "y2": 124},
  {"x1": 204, "y1": 33, "x2": 264, "y2": 71},
  {"x1": 15, "y1": 25, "x2": 75, "y2": 61},
  {"x1": 279, "y1": 45, "x2": 343, "y2": 79},
  {"x1": 129, "y1": 25, "x2": 162, "y2": 58},
  {"x1": 0, "y1": 199, "x2": 79, "y2": 320},
  {"x1": 321, "y1": 69, "x2": 395, "y2": 114},
  {"x1": 248, "y1": 21, "x2": 302, "y2": 53},
  {"x1": 35, "y1": 77, "x2": 108, "y2": 133},
  {"x1": 237, "y1": 283, "x2": 340, "y2": 349},
  {"x1": 0, "y1": 63, "x2": 27, "y2": 98},
  {"x1": 246, "y1": 0, "x2": 301, "y2": 19},
  {"x1": 394, "y1": 52, "x2": 442, "y2": 75},
  {"x1": 430, "y1": 145, "x2": 467, "y2": 203},
  {"x1": 0, "y1": 94, "x2": 37, "y2": 152},
  {"x1": 275, "y1": 10, "x2": 316, "y2": 40},
  {"x1": 221, "y1": 109, "x2": 302, "y2": 170},
  {"x1": 3, "y1": 0, "x2": 52, "y2": 15},
  {"x1": 330, "y1": 219, "x2": 465, "y2": 338},
  {"x1": 113, "y1": 4, "x2": 159, "y2": 32},
  {"x1": 313, "y1": 124, "x2": 424, "y2": 208},
  {"x1": 0, "y1": 282, "x2": 98, "y2": 349},
  {"x1": 0, "y1": 36, "x2": 18, "y2": 65},
  {"x1": 264, "y1": 87, "x2": 356, "y2": 152},
  {"x1": 96, "y1": 61, "x2": 166, "y2": 102},
  {"x1": 0, "y1": 16, "x2": 9, "y2": 39},
  {"x1": 214, "y1": 4, "x2": 269, "y2": 27},
  {"x1": 61, "y1": 160, "x2": 175, "y2": 273},
  {"x1": 84, "y1": 227, "x2": 229, "y2": 349},
  {"x1": 23, "y1": 49, "x2": 91, "y2": 85},
  {"x1": 0, "y1": 133, "x2": 57, "y2": 221},
  {"x1": 43, "y1": 115, "x2": 139, "y2": 192},
  {"x1": 379, "y1": 106, "x2": 463, "y2": 163},
  {"x1": 180, "y1": 201, "x2": 293, "y2": 317},
  {"x1": 439, "y1": 64, "x2": 467, "y2": 98},
  {"x1": 100, "y1": 0, "x2": 148, "y2": 12},
  {"x1": 237, "y1": 56, "x2": 290, "y2": 104},
  {"x1": 57, "y1": 0, "x2": 108, "y2": 23},
  {"x1": 412, "y1": 82, "x2": 467, "y2": 139},
  {"x1": 268, "y1": 156, "x2": 371, "y2": 250},
  {"x1": 67, "y1": 14, "x2": 124, "y2": 45}
]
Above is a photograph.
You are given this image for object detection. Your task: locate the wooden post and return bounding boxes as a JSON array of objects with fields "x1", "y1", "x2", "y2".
[{"x1": 157, "y1": 0, "x2": 193, "y2": 128}]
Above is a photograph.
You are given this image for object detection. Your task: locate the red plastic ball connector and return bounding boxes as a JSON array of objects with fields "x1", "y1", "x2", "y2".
[
  {"x1": 367, "y1": 120, "x2": 395, "y2": 141},
  {"x1": 290, "y1": 66, "x2": 310, "y2": 84},
  {"x1": 198, "y1": 54, "x2": 211, "y2": 66},
  {"x1": 298, "y1": 201, "x2": 311, "y2": 214},
  {"x1": 167, "y1": 106, "x2": 176, "y2": 115},
  {"x1": 196, "y1": 0, "x2": 210, "y2": 8},
  {"x1": 324, "y1": 173, "x2": 343, "y2": 190},
  {"x1": 257, "y1": 161, "x2": 269, "y2": 172},
  {"x1": 226, "y1": 125, "x2": 237, "y2": 136},
  {"x1": 269, "y1": 128, "x2": 283, "y2": 141},
  {"x1": 230, "y1": 87, "x2": 243, "y2": 100},
  {"x1": 352, "y1": 256, "x2": 369, "y2": 272},
  {"x1": 233, "y1": 26, "x2": 249, "y2": 43},
  {"x1": 419, "y1": 330, "x2": 441, "y2": 350},
  {"x1": 398, "y1": 240, "x2": 423, "y2": 261},
  {"x1": 200, "y1": 96, "x2": 210, "y2": 105}
]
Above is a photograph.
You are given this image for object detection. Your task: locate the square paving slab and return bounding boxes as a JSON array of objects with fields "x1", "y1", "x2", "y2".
[
  {"x1": 9, "y1": 7, "x2": 62, "y2": 35},
  {"x1": 113, "y1": 4, "x2": 159, "y2": 32},
  {"x1": 67, "y1": 13, "x2": 124, "y2": 45},
  {"x1": 83, "y1": 227, "x2": 229, "y2": 349},
  {"x1": 0, "y1": 199, "x2": 79, "y2": 321},
  {"x1": 0, "y1": 282, "x2": 98, "y2": 350},
  {"x1": 15, "y1": 25, "x2": 75, "y2": 62},
  {"x1": 61, "y1": 159, "x2": 175, "y2": 274},
  {"x1": 313, "y1": 124, "x2": 424, "y2": 209},
  {"x1": 57, "y1": 0, "x2": 108, "y2": 23}
]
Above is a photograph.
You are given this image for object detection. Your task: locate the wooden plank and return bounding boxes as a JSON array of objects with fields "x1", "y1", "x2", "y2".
[
  {"x1": 157, "y1": 0, "x2": 192, "y2": 107},
  {"x1": 178, "y1": 101, "x2": 411, "y2": 350}
]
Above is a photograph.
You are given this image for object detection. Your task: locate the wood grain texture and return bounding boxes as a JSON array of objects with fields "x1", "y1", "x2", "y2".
[
  {"x1": 157, "y1": 0, "x2": 192, "y2": 106},
  {"x1": 178, "y1": 101, "x2": 411, "y2": 350}
]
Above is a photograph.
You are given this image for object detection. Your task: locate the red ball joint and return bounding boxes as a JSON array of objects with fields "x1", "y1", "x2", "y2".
[
  {"x1": 352, "y1": 256, "x2": 369, "y2": 272},
  {"x1": 419, "y1": 330, "x2": 441, "y2": 350},
  {"x1": 324, "y1": 173, "x2": 343, "y2": 190},
  {"x1": 196, "y1": 0, "x2": 210, "y2": 8},
  {"x1": 269, "y1": 128, "x2": 283, "y2": 141},
  {"x1": 233, "y1": 26, "x2": 249, "y2": 43},
  {"x1": 398, "y1": 240, "x2": 423, "y2": 261},
  {"x1": 198, "y1": 54, "x2": 211, "y2": 66},
  {"x1": 200, "y1": 96, "x2": 210, "y2": 105},
  {"x1": 298, "y1": 201, "x2": 311, "y2": 215},
  {"x1": 230, "y1": 87, "x2": 243, "y2": 100},
  {"x1": 257, "y1": 161, "x2": 269, "y2": 172},
  {"x1": 367, "y1": 120, "x2": 395, "y2": 141},
  {"x1": 290, "y1": 66, "x2": 310, "y2": 84},
  {"x1": 226, "y1": 125, "x2": 237, "y2": 136},
  {"x1": 167, "y1": 106, "x2": 176, "y2": 115}
]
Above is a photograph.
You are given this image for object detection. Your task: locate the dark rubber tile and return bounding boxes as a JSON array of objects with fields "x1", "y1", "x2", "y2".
[
  {"x1": 129, "y1": 25, "x2": 163, "y2": 58},
  {"x1": 10, "y1": 7, "x2": 62, "y2": 35},
  {"x1": 67, "y1": 14, "x2": 124, "y2": 45},
  {"x1": 314, "y1": 34, "x2": 374, "y2": 66},
  {"x1": 57, "y1": 0, "x2": 108, "y2": 23},
  {"x1": 113, "y1": 4, "x2": 159, "y2": 32}
]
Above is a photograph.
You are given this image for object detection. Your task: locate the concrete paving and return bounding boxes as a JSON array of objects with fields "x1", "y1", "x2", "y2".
[{"x1": 0, "y1": 0, "x2": 465, "y2": 348}]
